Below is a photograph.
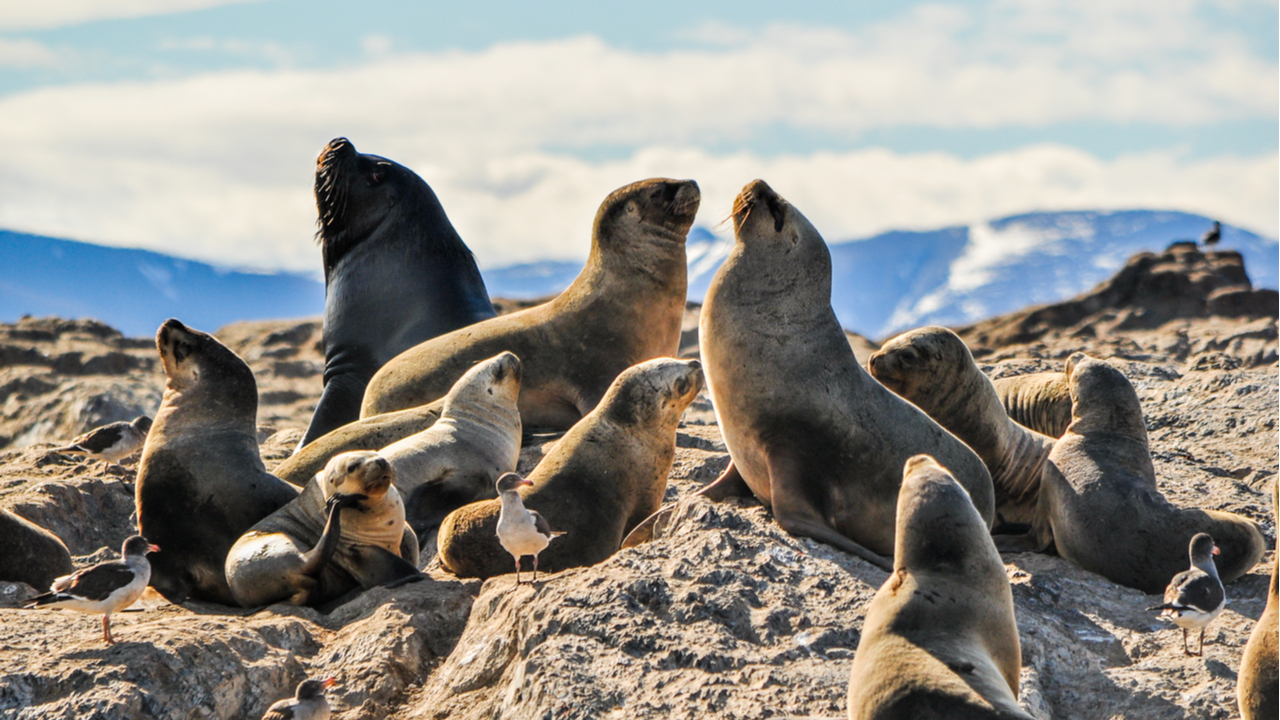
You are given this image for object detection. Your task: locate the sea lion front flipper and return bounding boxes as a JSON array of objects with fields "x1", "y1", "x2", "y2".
[
  {"x1": 299, "y1": 492, "x2": 366, "y2": 577},
  {"x1": 766, "y1": 451, "x2": 893, "y2": 572},
  {"x1": 399, "y1": 525, "x2": 420, "y2": 568},
  {"x1": 620, "y1": 462, "x2": 750, "y2": 549},
  {"x1": 346, "y1": 545, "x2": 423, "y2": 589}
]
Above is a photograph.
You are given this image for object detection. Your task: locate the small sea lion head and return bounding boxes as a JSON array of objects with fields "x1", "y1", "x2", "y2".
[
  {"x1": 447, "y1": 351, "x2": 524, "y2": 414},
  {"x1": 155, "y1": 319, "x2": 255, "y2": 405},
  {"x1": 1064, "y1": 353, "x2": 1144, "y2": 434},
  {"x1": 895, "y1": 455, "x2": 991, "y2": 574},
  {"x1": 868, "y1": 327, "x2": 972, "y2": 398},
  {"x1": 322, "y1": 450, "x2": 395, "y2": 500},
  {"x1": 603, "y1": 357, "x2": 704, "y2": 429},
  {"x1": 595, "y1": 178, "x2": 700, "y2": 246}
]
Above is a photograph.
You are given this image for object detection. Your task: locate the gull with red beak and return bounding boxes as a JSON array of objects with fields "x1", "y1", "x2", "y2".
[
  {"x1": 1148, "y1": 532, "x2": 1226, "y2": 656},
  {"x1": 25, "y1": 535, "x2": 159, "y2": 644},
  {"x1": 495, "y1": 472, "x2": 564, "y2": 584}
]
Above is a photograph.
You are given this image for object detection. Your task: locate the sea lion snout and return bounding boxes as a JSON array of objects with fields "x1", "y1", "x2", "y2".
[{"x1": 732, "y1": 180, "x2": 788, "y2": 236}]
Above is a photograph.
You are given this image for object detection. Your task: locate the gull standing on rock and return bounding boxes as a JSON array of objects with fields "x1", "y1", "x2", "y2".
[
  {"x1": 261, "y1": 677, "x2": 337, "y2": 720},
  {"x1": 55, "y1": 416, "x2": 152, "y2": 464},
  {"x1": 1149, "y1": 532, "x2": 1225, "y2": 656},
  {"x1": 495, "y1": 473, "x2": 564, "y2": 584},
  {"x1": 24, "y1": 535, "x2": 158, "y2": 644}
]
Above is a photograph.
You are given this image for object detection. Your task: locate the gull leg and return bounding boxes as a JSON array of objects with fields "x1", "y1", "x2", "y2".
[
  {"x1": 102, "y1": 615, "x2": 114, "y2": 645},
  {"x1": 514, "y1": 556, "x2": 522, "y2": 585},
  {"x1": 533, "y1": 554, "x2": 539, "y2": 583}
]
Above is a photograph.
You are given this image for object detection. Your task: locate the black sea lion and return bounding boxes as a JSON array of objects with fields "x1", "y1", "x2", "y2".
[
  {"x1": 361, "y1": 178, "x2": 700, "y2": 432},
  {"x1": 299, "y1": 137, "x2": 496, "y2": 448},
  {"x1": 136, "y1": 319, "x2": 298, "y2": 605},
  {"x1": 628, "y1": 181, "x2": 993, "y2": 570},
  {"x1": 1238, "y1": 478, "x2": 1278, "y2": 719},
  {"x1": 437, "y1": 358, "x2": 703, "y2": 580},
  {"x1": 0, "y1": 508, "x2": 74, "y2": 590},
  {"x1": 226, "y1": 451, "x2": 419, "y2": 608},
  {"x1": 1035, "y1": 353, "x2": 1264, "y2": 593},
  {"x1": 869, "y1": 327, "x2": 1054, "y2": 527},
  {"x1": 846, "y1": 455, "x2": 1033, "y2": 720}
]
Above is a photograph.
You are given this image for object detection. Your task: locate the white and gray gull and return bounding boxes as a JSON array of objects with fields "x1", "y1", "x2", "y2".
[
  {"x1": 261, "y1": 677, "x2": 337, "y2": 720},
  {"x1": 495, "y1": 472, "x2": 564, "y2": 584},
  {"x1": 55, "y1": 415, "x2": 152, "y2": 463},
  {"x1": 24, "y1": 534, "x2": 158, "y2": 644},
  {"x1": 1148, "y1": 532, "x2": 1225, "y2": 656}
]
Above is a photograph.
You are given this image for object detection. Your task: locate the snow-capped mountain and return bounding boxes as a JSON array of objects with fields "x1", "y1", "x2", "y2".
[{"x1": 1, "y1": 210, "x2": 1274, "y2": 339}]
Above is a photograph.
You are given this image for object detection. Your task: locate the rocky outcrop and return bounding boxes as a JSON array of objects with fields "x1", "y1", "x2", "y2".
[{"x1": 0, "y1": 249, "x2": 1275, "y2": 719}]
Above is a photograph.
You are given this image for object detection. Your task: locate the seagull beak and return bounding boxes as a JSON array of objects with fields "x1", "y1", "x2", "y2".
[
  {"x1": 1213, "y1": 546, "x2": 1220, "y2": 555},
  {"x1": 148, "y1": 544, "x2": 161, "y2": 553},
  {"x1": 520, "y1": 479, "x2": 534, "y2": 487},
  {"x1": 322, "y1": 677, "x2": 338, "y2": 689}
]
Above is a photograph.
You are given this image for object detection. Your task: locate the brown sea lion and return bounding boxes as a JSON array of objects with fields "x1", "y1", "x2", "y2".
[
  {"x1": 437, "y1": 358, "x2": 703, "y2": 580},
  {"x1": 361, "y1": 178, "x2": 700, "y2": 432},
  {"x1": 299, "y1": 137, "x2": 496, "y2": 448},
  {"x1": 225, "y1": 451, "x2": 419, "y2": 608},
  {"x1": 626, "y1": 181, "x2": 993, "y2": 570},
  {"x1": 0, "y1": 508, "x2": 74, "y2": 590},
  {"x1": 991, "y1": 371, "x2": 1071, "y2": 438},
  {"x1": 1238, "y1": 477, "x2": 1278, "y2": 719},
  {"x1": 869, "y1": 327, "x2": 1054, "y2": 527},
  {"x1": 1035, "y1": 353, "x2": 1264, "y2": 593},
  {"x1": 136, "y1": 319, "x2": 298, "y2": 605},
  {"x1": 846, "y1": 455, "x2": 1033, "y2": 720}
]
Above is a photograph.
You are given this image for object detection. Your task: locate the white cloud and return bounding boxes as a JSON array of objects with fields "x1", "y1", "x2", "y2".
[
  {"x1": 0, "y1": 9, "x2": 1273, "y2": 272},
  {"x1": 0, "y1": 38, "x2": 58, "y2": 68},
  {"x1": 0, "y1": 0, "x2": 266, "y2": 32}
]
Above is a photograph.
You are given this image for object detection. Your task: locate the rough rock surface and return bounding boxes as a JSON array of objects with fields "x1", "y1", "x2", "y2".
[{"x1": 0, "y1": 243, "x2": 1275, "y2": 719}]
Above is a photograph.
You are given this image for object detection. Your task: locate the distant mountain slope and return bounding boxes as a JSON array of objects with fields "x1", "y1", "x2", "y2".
[
  {"x1": 2, "y1": 210, "x2": 1274, "y2": 339},
  {"x1": 0, "y1": 231, "x2": 325, "y2": 338}
]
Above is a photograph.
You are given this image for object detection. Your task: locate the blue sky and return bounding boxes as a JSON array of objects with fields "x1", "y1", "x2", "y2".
[{"x1": 0, "y1": 0, "x2": 1275, "y2": 273}]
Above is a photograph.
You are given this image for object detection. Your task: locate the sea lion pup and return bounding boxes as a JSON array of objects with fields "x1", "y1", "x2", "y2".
[
  {"x1": 847, "y1": 456, "x2": 1033, "y2": 720},
  {"x1": 991, "y1": 372, "x2": 1071, "y2": 438},
  {"x1": 299, "y1": 137, "x2": 496, "y2": 449},
  {"x1": 0, "y1": 508, "x2": 73, "y2": 589},
  {"x1": 1036, "y1": 353, "x2": 1264, "y2": 593},
  {"x1": 137, "y1": 319, "x2": 298, "y2": 605},
  {"x1": 226, "y1": 451, "x2": 420, "y2": 608},
  {"x1": 379, "y1": 352, "x2": 523, "y2": 538},
  {"x1": 626, "y1": 181, "x2": 993, "y2": 569},
  {"x1": 437, "y1": 358, "x2": 703, "y2": 580},
  {"x1": 361, "y1": 178, "x2": 700, "y2": 431},
  {"x1": 869, "y1": 327, "x2": 1054, "y2": 527},
  {"x1": 1238, "y1": 478, "x2": 1278, "y2": 720}
]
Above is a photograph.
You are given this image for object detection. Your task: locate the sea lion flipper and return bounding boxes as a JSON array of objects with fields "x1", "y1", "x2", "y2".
[
  {"x1": 346, "y1": 545, "x2": 422, "y2": 589},
  {"x1": 767, "y1": 451, "x2": 893, "y2": 572},
  {"x1": 620, "y1": 462, "x2": 750, "y2": 549},
  {"x1": 298, "y1": 492, "x2": 364, "y2": 577}
]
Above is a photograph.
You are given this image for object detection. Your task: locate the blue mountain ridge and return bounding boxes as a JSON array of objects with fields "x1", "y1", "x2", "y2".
[{"x1": 1, "y1": 210, "x2": 1274, "y2": 339}]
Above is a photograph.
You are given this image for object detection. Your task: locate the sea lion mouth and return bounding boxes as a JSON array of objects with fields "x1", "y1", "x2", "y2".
[
  {"x1": 732, "y1": 180, "x2": 787, "y2": 235},
  {"x1": 315, "y1": 138, "x2": 358, "y2": 243}
]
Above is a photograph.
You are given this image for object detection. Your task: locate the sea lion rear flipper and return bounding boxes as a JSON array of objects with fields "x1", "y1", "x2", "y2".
[
  {"x1": 620, "y1": 462, "x2": 750, "y2": 549},
  {"x1": 767, "y1": 451, "x2": 894, "y2": 572},
  {"x1": 346, "y1": 545, "x2": 423, "y2": 589}
]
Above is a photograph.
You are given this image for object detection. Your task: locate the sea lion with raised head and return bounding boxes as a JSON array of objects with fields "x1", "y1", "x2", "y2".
[
  {"x1": 869, "y1": 327, "x2": 1054, "y2": 527},
  {"x1": 299, "y1": 137, "x2": 496, "y2": 448},
  {"x1": 361, "y1": 178, "x2": 700, "y2": 432},
  {"x1": 226, "y1": 451, "x2": 419, "y2": 608},
  {"x1": 626, "y1": 181, "x2": 993, "y2": 570},
  {"x1": 846, "y1": 455, "x2": 1033, "y2": 720},
  {"x1": 136, "y1": 319, "x2": 298, "y2": 605},
  {"x1": 437, "y1": 357, "x2": 703, "y2": 579},
  {"x1": 1035, "y1": 353, "x2": 1264, "y2": 593},
  {"x1": 991, "y1": 371, "x2": 1071, "y2": 438}
]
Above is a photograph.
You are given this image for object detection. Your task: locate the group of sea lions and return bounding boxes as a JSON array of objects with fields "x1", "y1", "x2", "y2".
[{"x1": 8, "y1": 138, "x2": 1276, "y2": 718}]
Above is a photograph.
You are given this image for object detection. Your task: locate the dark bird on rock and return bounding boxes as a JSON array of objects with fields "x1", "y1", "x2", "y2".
[
  {"x1": 495, "y1": 472, "x2": 564, "y2": 584},
  {"x1": 25, "y1": 535, "x2": 158, "y2": 644},
  {"x1": 55, "y1": 415, "x2": 152, "y2": 463},
  {"x1": 262, "y1": 677, "x2": 337, "y2": 720},
  {"x1": 1148, "y1": 532, "x2": 1225, "y2": 656},
  {"x1": 1200, "y1": 220, "x2": 1221, "y2": 247}
]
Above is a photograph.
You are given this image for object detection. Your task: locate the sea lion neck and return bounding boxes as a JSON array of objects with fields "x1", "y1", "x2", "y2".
[{"x1": 895, "y1": 459, "x2": 992, "y2": 575}]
